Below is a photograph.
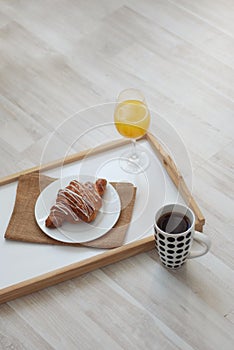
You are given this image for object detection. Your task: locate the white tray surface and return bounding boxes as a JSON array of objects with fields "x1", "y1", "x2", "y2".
[{"x1": 0, "y1": 140, "x2": 184, "y2": 289}]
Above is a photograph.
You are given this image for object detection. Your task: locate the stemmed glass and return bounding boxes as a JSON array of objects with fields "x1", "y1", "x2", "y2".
[{"x1": 114, "y1": 88, "x2": 151, "y2": 173}]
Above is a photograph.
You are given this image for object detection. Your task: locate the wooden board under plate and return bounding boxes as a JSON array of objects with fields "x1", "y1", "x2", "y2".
[{"x1": 0, "y1": 133, "x2": 205, "y2": 304}]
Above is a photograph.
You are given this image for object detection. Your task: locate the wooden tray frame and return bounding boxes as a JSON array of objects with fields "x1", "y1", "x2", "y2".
[{"x1": 0, "y1": 133, "x2": 205, "y2": 304}]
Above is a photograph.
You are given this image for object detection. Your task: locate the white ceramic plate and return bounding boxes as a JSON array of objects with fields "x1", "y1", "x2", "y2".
[{"x1": 35, "y1": 175, "x2": 121, "y2": 243}]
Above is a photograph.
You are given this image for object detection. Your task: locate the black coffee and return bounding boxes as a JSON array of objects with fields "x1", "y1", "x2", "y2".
[{"x1": 157, "y1": 212, "x2": 191, "y2": 234}]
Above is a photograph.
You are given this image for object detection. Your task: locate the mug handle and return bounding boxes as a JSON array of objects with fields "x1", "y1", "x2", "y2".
[{"x1": 188, "y1": 231, "x2": 211, "y2": 259}]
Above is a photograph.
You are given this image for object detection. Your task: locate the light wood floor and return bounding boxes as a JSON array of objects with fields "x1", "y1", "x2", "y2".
[{"x1": 0, "y1": 0, "x2": 234, "y2": 349}]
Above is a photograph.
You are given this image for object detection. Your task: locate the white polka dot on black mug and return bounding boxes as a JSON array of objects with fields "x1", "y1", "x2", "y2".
[{"x1": 154, "y1": 204, "x2": 211, "y2": 269}]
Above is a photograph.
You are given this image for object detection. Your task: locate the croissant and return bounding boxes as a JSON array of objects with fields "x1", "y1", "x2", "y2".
[{"x1": 45, "y1": 178, "x2": 107, "y2": 228}]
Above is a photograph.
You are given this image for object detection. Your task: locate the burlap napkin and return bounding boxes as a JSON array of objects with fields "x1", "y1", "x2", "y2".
[{"x1": 4, "y1": 172, "x2": 136, "y2": 249}]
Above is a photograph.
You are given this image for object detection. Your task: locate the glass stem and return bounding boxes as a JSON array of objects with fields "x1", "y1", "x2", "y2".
[{"x1": 131, "y1": 139, "x2": 138, "y2": 161}]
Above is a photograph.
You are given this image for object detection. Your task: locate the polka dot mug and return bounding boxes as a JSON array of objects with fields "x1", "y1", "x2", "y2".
[{"x1": 154, "y1": 203, "x2": 211, "y2": 269}]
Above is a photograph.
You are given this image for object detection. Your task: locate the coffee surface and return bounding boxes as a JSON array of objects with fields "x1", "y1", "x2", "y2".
[{"x1": 157, "y1": 212, "x2": 191, "y2": 234}]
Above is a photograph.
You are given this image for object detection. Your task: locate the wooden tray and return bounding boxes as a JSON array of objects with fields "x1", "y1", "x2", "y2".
[{"x1": 0, "y1": 133, "x2": 205, "y2": 304}]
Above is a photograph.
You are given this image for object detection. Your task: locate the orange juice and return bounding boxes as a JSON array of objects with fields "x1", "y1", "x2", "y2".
[{"x1": 114, "y1": 99, "x2": 150, "y2": 139}]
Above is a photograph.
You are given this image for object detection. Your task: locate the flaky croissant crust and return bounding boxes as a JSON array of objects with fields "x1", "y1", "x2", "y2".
[{"x1": 45, "y1": 178, "x2": 107, "y2": 228}]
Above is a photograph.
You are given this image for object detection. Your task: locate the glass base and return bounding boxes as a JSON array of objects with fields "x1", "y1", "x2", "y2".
[{"x1": 119, "y1": 145, "x2": 150, "y2": 174}]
